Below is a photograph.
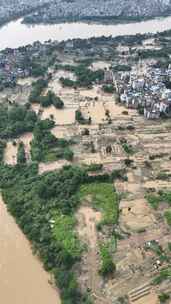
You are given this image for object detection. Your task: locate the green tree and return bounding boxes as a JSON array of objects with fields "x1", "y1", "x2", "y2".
[{"x1": 17, "y1": 142, "x2": 26, "y2": 164}]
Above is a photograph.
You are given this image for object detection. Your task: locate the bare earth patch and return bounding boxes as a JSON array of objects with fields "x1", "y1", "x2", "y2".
[
  {"x1": 120, "y1": 198, "x2": 156, "y2": 232},
  {"x1": 76, "y1": 206, "x2": 110, "y2": 304}
]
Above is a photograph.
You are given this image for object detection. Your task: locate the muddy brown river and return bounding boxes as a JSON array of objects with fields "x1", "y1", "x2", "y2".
[
  {"x1": 0, "y1": 194, "x2": 61, "y2": 304},
  {"x1": 1, "y1": 15, "x2": 171, "y2": 50}
]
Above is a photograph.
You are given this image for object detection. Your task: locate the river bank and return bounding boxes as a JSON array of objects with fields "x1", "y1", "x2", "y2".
[{"x1": 0, "y1": 193, "x2": 61, "y2": 304}]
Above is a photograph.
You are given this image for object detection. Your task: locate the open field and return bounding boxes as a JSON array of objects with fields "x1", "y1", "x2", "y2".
[{"x1": 1, "y1": 55, "x2": 171, "y2": 304}]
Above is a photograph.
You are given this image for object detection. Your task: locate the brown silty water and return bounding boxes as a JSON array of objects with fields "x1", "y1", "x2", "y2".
[{"x1": 0, "y1": 194, "x2": 61, "y2": 304}]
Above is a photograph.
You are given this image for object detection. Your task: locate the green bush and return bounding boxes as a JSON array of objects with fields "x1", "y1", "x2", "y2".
[
  {"x1": 29, "y1": 78, "x2": 48, "y2": 103},
  {"x1": 164, "y1": 209, "x2": 171, "y2": 226},
  {"x1": 153, "y1": 267, "x2": 171, "y2": 285},
  {"x1": 159, "y1": 293, "x2": 170, "y2": 303},
  {"x1": 31, "y1": 123, "x2": 74, "y2": 162},
  {"x1": 99, "y1": 243, "x2": 116, "y2": 277},
  {"x1": 75, "y1": 110, "x2": 91, "y2": 125},
  {"x1": 122, "y1": 143, "x2": 134, "y2": 155},
  {"x1": 0, "y1": 104, "x2": 37, "y2": 139},
  {"x1": 17, "y1": 142, "x2": 26, "y2": 164},
  {"x1": 59, "y1": 64, "x2": 104, "y2": 88},
  {"x1": 145, "y1": 194, "x2": 161, "y2": 210},
  {"x1": 38, "y1": 90, "x2": 64, "y2": 109},
  {"x1": 0, "y1": 140, "x2": 6, "y2": 162},
  {"x1": 102, "y1": 84, "x2": 115, "y2": 93}
]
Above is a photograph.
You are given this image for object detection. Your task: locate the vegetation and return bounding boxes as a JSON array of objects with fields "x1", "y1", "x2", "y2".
[
  {"x1": 37, "y1": 90, "x2": 64, "y2": 109},
  {"x1": 29, "y1": 78, "x2": 48, "y2": 103},
  {"x1": 29, "y1": 78, "x2": 64, "y2": 109},
  {"x1": 168, "y1": 242, "x2": 171, "y2": 251},
  {"x1": 0, "y1": 164, "x2": 118, "y2": 303},
  {"x1": 145, "y1": 193, "x2": 162, "y2": 210},
  {"x1": 0, "y1": 104, "x2": 37, "y2": 139},
  {"x1": 75, "y1": 110, "x2": 91, "y2": 125},
  {"x1": 113, "y1": 64, "x2": 131, "y2": 72},
  {"x1": 31, "y1": 63, "x2": 47, "y2": 77},
  {"x1": 0, "y1": 164, "x2": 96, "y2": 304},
  {"x1": 0, "y1": 140, "x2": 6, "y2": 162},
  {"x1": 52, "y1": 212, "x2": 83, "y2": 263},
  {"x1": 138, "y1": 48, "x2": 170, "y2": 60},
  {"x1": 102, "y1": 84, "x2": 115, "y2": 93},
  {"x1": 17, "y1": 142, "x2": 26, "y2": 164},
  {"x1": 159, "y1": 293, "x2": 170, "y2": 303},
  {"x1": 99, "y1": 243, "x2": 116, "y2": 277},
  {"x1": 164, "y1": 209, "x2": 171, "y2": 226},
  {"x1": 156, "y1": 171, "x2": 171, "y2": 180},
  {"x1": 146, "y1": 190, "x2": 171, "y2": 210},
  {"x1": 122, "y1": 143, "x2": 134, "y2": 155},
  {"x1": 153, "y1": 267, "x2": 171, "y2": 285},
  {"x1": 85, "y1": 164, "x2": 103, "y2": 172},
  {"x1": 31, "y1": 122, "x2": 74, "y2": 162},
  {"x1": 78, "y1": 183, "x2": 118, "y2": 226},
  {"x1": 58, "y1": 64, "x2": 104, "y2": 88}
]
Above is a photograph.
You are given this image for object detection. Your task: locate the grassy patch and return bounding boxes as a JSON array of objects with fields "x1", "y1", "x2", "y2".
[
  {"x1": 122, "y1": 143, "x2": 134, "y2": 155},
  {"x1": 145, "y1": 194, "x2": 161, "y2": 209},
  {"x1": 159, "y1": 293, "x2": 170, "y2": 303},
  {"x1": 99, "y1": 242, "x2": 116, "y2": 277},
  {"x1": 52, "y1": 212, "x2": 83, "y2": 262},
  {"x1": 164, "y1": 209, "x2": 171, "y2": 226},
  {"x1": 153, "y1": 267, "x2": 171, "y2": 285},
  {"x1": 78, "y1": 182, "x2": 118, "y2": 226},
  {"x1": 145, "y1": 191, "x2": 171, "y2": 210}
]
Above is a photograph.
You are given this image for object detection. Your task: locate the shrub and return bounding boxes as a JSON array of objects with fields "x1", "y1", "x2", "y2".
[
  {"x1": 99, "y1": 243, "x2": 116, "y2": 277},
  {"x1": 159, "y1": 293, "x2": 170, "y2": 303},
  {"x1": 17, "y1": 142, "x2": 26, "y2": 164}
]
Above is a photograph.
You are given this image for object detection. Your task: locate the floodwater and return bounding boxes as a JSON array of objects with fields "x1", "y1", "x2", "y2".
[
  {"x1": 1, "y1": 15, "x2": 171, "y2": 49},
  {"x1": 0, "y1": 194, "x2": 61, "y2": 304},
  {"x1": 4, "y1": 132, "x2": 33, "y2": 165}
]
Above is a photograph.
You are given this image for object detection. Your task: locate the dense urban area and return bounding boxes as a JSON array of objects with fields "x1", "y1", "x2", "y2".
[
  {"x1": 0, "y1": 19, "x2": 171, "y2": 304},
  {"x1": 1, "y1": 0, "x2": 171, "y2": 26},
  {"x1": 23, "y1": 0, "x2": 171, "y2": 24}
]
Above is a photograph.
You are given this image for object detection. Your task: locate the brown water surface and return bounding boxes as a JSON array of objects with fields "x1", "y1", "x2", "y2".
[{"x1": 0, "y1": 194, "x2": 61, "y2": 304}]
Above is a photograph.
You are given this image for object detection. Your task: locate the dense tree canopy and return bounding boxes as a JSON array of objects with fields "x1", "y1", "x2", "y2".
[{"x1": 0, "y1": 104, "x2": 37, "y2": 139}]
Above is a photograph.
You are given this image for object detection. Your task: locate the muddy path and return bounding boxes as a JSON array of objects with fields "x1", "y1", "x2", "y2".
[
  {"x1": 0, "y1": 194, "x2": 61, "y2": 304},
  {"x1": 77, "y1": 206, "x2": 111, "y2": 304}
]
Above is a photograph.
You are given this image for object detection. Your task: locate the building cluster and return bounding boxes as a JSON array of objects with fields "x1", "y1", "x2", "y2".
[
  {"x1": 0, "y1": 41, "x2": 57, "y2": 90},
  {"x1": 115, "y1": 63, "x2": 171, "y2": 119},
  {"x1": 0, "y1": 0, "x2": 48, "y2": 25},
  {"x1": 23, "y1": 0, "x2": 171, "y2": 24}
]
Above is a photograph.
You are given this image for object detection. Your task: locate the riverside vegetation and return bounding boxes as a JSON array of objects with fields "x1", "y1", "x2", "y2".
[
  {"x1": 0, "y1": 102, "x2": 120, "y2": 304},
  {"x1": 0, "y1": 162, "x2": 119, "y2": 304}
]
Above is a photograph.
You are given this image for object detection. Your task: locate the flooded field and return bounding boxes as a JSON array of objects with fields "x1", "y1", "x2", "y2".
[
  {"x1": 17, "y1": 77, "x2": 36, "y2": 86},
  {"x1": 4, "y1": 132, "x2": 33, "y2": 165},
  {"x1": 0, "y1": 194, "x2": 61, "y2": 304},
  {"x1": 81, "y1": 99, "x2": 128, "y2": 124},
  {"x1": 41, "y1": 105, "x2": 75, "y2": 125},
  {"x1": 39, "y1": 159, "x2": 70, "y2": 174},
  {"x1": 90, "y1": 61, "x2": 111, "y2": 71},
  {"x1": 47, "y1": 70, "x2": 76, "y2": 95}
]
